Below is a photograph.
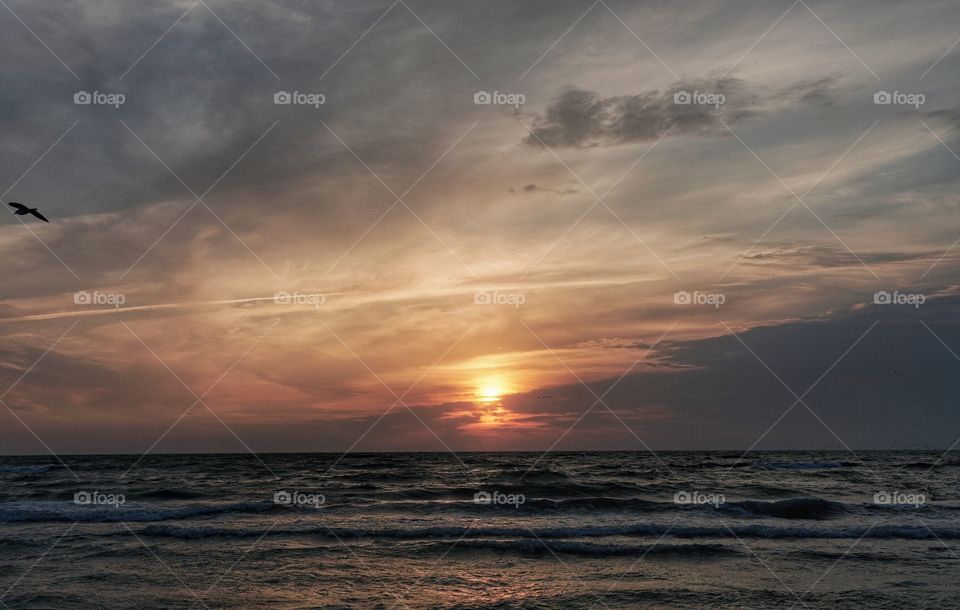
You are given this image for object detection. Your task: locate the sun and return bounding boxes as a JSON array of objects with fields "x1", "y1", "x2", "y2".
[
  {"x1": 477, "y1": 384, "x2": 504, "y2": 403},
  {"x1": 461, "y1": 376, "x2": 538, "y2": 432},
  {"x1": 475, "y1": 377, "x2": 511, "y2": 403}
]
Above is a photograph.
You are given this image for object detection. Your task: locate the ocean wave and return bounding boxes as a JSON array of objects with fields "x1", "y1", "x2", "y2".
[
  {"x1": 378, "y1": 495, "x2": 868, "y2": 519},
  {"x1": 504, "y1": 467, "x2": 574, "y2": 481},
  {"x1": 139, "y1": 522, "x2": 960, "y2": 541},
  {"x1": 3, "y1": 493, "x2": 942, "y2": 524},
  {"x1": 132, "y1": 489, "x2": 207, "y2": 501},
  {"x1": 0, "y1": 500, "x2": 277, "y2": 523},
  {"x1": 376, "y1": 481, "x2": 646, "y2": 501},
  {"x1": 514, "y1": 496, "x2": 666, "y2": 511},
  {"x1": 374, "y1": 496, "x2": 669, "y2": 513},
  {"x1": 898, "y1": 461, "x2": 953, "y2": 471},
  {"x1": 753, "y1": 461, "x2": 844, "y2": 470},
  {"x1": 18, "y1": 488, "x2": 209, "y2": 502},
  {"x1": 0, "y1": 465, "x2": 53, "y2": 474},
  {"x1": 446, "y1": 539, "x2": 740, "y2": 557},
  {"x1": 724, "y1": 497, "x2": 848, "y2": 519}
]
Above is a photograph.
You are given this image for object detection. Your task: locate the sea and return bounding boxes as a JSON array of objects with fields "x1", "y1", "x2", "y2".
[{"x1": 0, "y1": 451, "x2": 957, "y2": 609}]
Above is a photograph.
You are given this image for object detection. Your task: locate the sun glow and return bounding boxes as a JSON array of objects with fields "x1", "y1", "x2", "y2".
[
  {"x1": 477, "y1": 384, "x2": 504, "y2": 403},
  {"x1": 475, "y1": 376, "x2": 512, "y2": 404},
  {"x1": 457, "y1": 376, "x2": 536, "y2": 431}
]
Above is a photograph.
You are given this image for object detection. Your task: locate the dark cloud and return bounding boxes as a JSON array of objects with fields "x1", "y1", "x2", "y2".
[
  {"x1": 508, "y1": 183, "x2": 578, "y2": 195},
  {"x1": 523, "y1": 75, "x2": 845, "y2": 149},
  {"x1": 495, "y1": 294, "x2": 960, "y2": 450},
  {"x1": 776, "y1": 75, "x2": 842, "y2": 107},
  {"x1": 742, "y1": 243, "x2": 944, "y2": 269},
  {"x1": 0, "y1": 0, "x2": 494, "y2": 221},
  {"x1": 919, "y1": 109, "x2": 960, "y2": 130},
  {"x1": 523, "y1": 77, "x2": 755, "y2": 148}
]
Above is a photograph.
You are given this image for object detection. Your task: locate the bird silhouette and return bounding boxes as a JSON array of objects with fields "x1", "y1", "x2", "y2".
[{"x1": 7, "y1": 202, "x2": 49, "y2": 223}]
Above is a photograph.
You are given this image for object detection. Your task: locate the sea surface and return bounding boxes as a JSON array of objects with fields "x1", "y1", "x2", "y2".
[{"x1": 0, "y1": 451, "x2": 958, "y2": 608}]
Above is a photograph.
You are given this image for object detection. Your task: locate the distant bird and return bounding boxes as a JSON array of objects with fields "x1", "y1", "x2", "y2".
[{"x1": 7, "y1": 202, "x2": 49, "y2": 223}]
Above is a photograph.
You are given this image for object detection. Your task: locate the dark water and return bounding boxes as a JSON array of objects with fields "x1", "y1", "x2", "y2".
[{"x1": 0, "y1": 451, "x2": 958, "y2": 608}]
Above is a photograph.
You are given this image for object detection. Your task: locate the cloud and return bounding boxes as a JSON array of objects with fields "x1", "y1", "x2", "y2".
[
  {"x1": 741, "y1": 243, "x2": 944, "y2": 269},
  {"x1": 919, "y1": 109, "x2": 960, "y2": 130},
  {"x1": 1, "y1": 0, "x2": 959, "y2": 453},
  {"x1": 523, "y1": 75, "x2": 843, "y2": 149},
  {"x1": 776, "y1": 75, "x2": 842, "y2": 107},
  {"x1": 490, "y1": 294, "x2": 960, "y2": 450},
  {"x1": 508, "y1": 183, "x2": 578, "y2": 195}
]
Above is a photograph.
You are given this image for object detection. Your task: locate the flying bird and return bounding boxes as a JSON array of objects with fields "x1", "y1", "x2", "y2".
[{"x1": 7, "y1": 202, "x2": 49, "y2": 223}]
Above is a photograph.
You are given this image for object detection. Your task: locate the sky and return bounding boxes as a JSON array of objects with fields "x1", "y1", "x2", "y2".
[{"x1": 1, "y1": 0, "x2": 958, "y2": 455}]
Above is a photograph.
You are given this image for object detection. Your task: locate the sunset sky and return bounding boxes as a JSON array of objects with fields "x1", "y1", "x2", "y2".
[{"x1": 1, "y1": 0, "x2": 959, "y2": 454}]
